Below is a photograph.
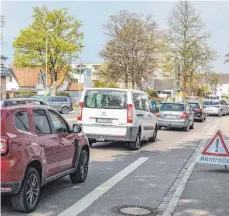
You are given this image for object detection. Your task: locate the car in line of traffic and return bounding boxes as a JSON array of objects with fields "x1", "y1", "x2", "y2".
[
  {"x1": 156, "y1": 101, "x2": 195, "y2": 131},
  {"x1": 203, "y1": 99, "x2": 229, "y2": 116},
  {"x1": 77, "y1": 88, "x2": 158, "y2": 150},
  {"x1": 156, "y1": 99, "x2": 229, "y2": 131},
  {"x1": 0, "y1": 103, "x2": 89, "y2": 213}
]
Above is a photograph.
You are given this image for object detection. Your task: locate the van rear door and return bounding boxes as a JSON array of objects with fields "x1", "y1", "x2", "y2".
[{"x1": 81, "y1": 89, "x2": 128, "y2": 137}]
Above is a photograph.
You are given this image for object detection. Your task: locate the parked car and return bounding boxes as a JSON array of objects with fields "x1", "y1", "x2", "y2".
[
  {"x1": 31, "y1": 95, "x2": 46, "y2": 101},
  {"x1": 0, "y1": 104, "x2": 90, "y2": 213},
  {"x1": 157, "y1": 101, "x2": 194, "y2": 131},
  {"x1": 1, "y1": 98, "x2": 47, "y2": 107},
  {"x1": 78, "y1": 88, "x2": 158, "y2": 150},
  {"x1": 188, "y1": 100, "x2": 206, "y2": 122},
  {"x1": 203, "y1": 99, "x2": 229, "y2": 116},
  {"x1": 45, "y1": 96, "x2": 73, "y2": 114}
]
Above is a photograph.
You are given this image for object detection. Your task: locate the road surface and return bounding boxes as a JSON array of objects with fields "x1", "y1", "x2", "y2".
[{"x1": 1, "y1": 115, "x2": 228, "y2": 216}]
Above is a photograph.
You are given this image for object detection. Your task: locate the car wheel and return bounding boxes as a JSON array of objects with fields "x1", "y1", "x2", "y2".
[
  {"x1": 129, "y1": 130, "x2": 141, "y2": 150},
  {"x1": 184, "y1": 122, "x2": 190, "y2": 132},
  {"x1": 149, "y1": 126, "x2": 158, "y2": 142},
  {"x1": 61, "y1": 106, "x2": 69, "y2": 114},
  {"x1": 201, "y1": 117, "x2": 204, "y2": 122},
  {"x1": 11, "y1": 167, "x2": 41, "y2": 213},
  {"x1": 70, "y1": 149, "x2": 89, "y2": 184},
  {"x1": 89, "y1": 140, "x2": 93, "y2": 147}
]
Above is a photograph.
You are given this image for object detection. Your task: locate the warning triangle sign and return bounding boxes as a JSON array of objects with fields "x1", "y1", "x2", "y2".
[{"x1": 202, "y1": 130, "x2": 229, "y2": 157}]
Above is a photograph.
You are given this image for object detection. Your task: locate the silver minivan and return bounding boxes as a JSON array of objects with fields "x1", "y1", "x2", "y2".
[{"x1": 45, "y1": 96, "x2": 73, "y2": 114}]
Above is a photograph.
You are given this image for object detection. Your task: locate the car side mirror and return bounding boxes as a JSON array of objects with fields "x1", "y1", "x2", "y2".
[{"x1": 72, "y1": 124, "x2": 82, "y2": 133}]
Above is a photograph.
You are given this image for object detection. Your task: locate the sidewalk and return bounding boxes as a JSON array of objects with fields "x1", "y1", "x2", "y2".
[{"x1": 174, "y1": 116, "x2": 229, "y2": 216}]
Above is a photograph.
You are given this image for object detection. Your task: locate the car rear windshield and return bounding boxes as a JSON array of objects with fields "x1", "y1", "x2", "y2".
[
  {"x1": 160, "y1": 103, "x2": 185, "y2": 112},
  {"x1": 189, "y1": 103, "x2": 200, "y2": 109},
  {"x1": 84, "y1": 90, "x2": 127, "y2": 109},
  {"x1": 203, "y1": 101, "x2": 219, "y2": 105}
]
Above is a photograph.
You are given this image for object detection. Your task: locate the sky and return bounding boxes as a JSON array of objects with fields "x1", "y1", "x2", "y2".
[{"x1": 1, "y1": 1, "x2": 229, "y2": 73}]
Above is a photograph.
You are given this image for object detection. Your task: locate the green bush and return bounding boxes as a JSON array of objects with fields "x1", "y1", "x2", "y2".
[
  {"x1": 93, "y1": 80, "x2": 119, "y2": 88},
  {"x1": 56, "y1": 91, "x2": 70, "y2": 97},
  {"x1": 145, "y1": 89, "x2": 158, "y2": 98}
]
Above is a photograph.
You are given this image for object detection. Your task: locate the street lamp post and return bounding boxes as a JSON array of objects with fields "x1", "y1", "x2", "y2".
[
  {"x1": 45, "y1": 29, "x2": 54, "y2": 93},
  {"x1": 78, "y1": 45, "x2": 85, "y2": 83}
]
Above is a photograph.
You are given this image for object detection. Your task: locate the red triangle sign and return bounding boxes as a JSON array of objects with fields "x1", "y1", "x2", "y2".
[{"x1": 202, "y1": 130, "x2": 229, "y2": 157}]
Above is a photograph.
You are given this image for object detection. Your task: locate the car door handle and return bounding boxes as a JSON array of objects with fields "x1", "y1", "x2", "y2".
[{"x1": 137, "y1": 114, "x2": 144, "y2": 117}]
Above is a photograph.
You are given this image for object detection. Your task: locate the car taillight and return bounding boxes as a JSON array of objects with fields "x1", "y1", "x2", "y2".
[
  {"x1": 195, "y1": 109, "x2": 202, "y2": 112},
  {"x1": 156, "y1": 113, "x2": 161, "y2": 118},
  {"x1": 127, "y1": 104, "x2": 133, "y2": 123},
  {"x1": 0, "y1": 139, "x2": 8, "y2": 155},
  {"x1": 182, "y1": 112, "x2": 188, "y2": 118},
  {"x1": 77, "y1": 102, "x2": 84, "y2": 121}
]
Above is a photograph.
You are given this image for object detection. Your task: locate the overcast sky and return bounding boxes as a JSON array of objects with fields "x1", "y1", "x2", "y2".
[{"x1": 1, "y1": 1, "x2": 229, "y2": 73}]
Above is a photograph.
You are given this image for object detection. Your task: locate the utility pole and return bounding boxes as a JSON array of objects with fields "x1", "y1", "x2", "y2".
[{"x1": 175, "y1": 63, "x2": 181, "y2": 101}]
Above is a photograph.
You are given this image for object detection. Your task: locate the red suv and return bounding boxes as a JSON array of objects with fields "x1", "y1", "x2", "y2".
[{"x1": 0, "y1": 105, "x2": 90, "y2": 213}]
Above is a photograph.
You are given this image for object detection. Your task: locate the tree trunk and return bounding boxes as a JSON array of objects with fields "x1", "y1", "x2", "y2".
[
  {"x1": 131, "y1": 78, "x2": 135, "y2": 89},
  {"x1": 125, "y1": 66, "x2": 129, "y2": 88},
  {"x1": 51, "y1": 81, "x2": 57, "y2": 96}
]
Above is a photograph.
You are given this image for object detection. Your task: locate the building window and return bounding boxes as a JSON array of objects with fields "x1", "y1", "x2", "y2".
[{"x1": 71, "y1": 79, "x2": 78, "y2": 84}]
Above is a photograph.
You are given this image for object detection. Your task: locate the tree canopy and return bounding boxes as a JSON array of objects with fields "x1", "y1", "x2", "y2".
[{"x1": 13, "y1": 6, "x2": 83, "y2": 95}]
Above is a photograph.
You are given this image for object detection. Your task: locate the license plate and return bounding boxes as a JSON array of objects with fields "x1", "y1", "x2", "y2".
[
  {"x1": 98, "y1": 137, "x2": 105, "y2": 142},
  {"x1": 166, "y1": 115, "x2": 177, "y2": 119},
  {"x1": 96, "y1": 118, "x2": 113, "y2": 124}
]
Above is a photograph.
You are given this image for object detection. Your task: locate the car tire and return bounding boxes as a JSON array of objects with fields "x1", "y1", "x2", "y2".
[
  {"x1": 61, "y1": 106, "x2": 69, "y2": 114},
  {"x1": 70, "y1": 149, "x2": 89, "y2": 184},
  {"x1": 201, "y1": 117, "x2": 204, "y2": 122},
  {"x1": 89, "y1": 140, "x2": 93, "y2": 147},
  {"x1": 158, "y1": 126, "x2": 162, "y2": 130},
  {"x1": 11, "y1": 167, "x2": 41, "y2": 213},
  {"x1": 184, "y1": 122, "x2": 190, "y2": 132},
  {"x1": 129, "y1": 130, "x2": 141, "y2": 150},
  {"x1": 149, "y1": 126, "x2": 158, "y2": 142}
]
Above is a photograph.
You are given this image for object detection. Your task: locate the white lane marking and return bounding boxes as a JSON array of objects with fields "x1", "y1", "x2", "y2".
[
  {"x1": 162, "y1": 119, "x2": 220, "y2": 216},
  {"x1": 58, "y1": 157, "x2": 149, "y2": 216}
]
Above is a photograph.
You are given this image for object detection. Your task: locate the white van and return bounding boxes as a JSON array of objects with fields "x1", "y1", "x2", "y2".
[{"x1": 78, "y1": 88, "x2": 158, "y2": 150}]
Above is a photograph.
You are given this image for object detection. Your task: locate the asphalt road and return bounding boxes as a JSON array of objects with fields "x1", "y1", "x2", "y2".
[{"x1": 1, "y1": 115, "x2": 223, "y2": 216}]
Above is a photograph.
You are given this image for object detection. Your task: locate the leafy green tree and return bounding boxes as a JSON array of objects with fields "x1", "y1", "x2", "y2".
[
  {"x1": 145, "y1": 89, "x2": 158, "y2": 98},
  {"x1": 12, "y1": 6, "x2": 83, "y2": 95}
]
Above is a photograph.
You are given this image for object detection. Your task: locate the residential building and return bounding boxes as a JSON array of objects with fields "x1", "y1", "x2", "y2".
[
  {"x1": 6, "y1": 67, "x2": 19, "y2": 92},
  {"x1": 12, "y1": 67, "x2": 66, "y2": 92},
  {"x1": 72, "y1": 63, "x2": 101, "y2": 86},
  {"x1": 0, "y1": 55, "x2": 18, "y2": 100},
  {"x1": 203, "y1": 73, "x2": 229, "y2": 97},
  {"x1": 71, "y1": 64, "x2": 92, "y2": 88}
]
